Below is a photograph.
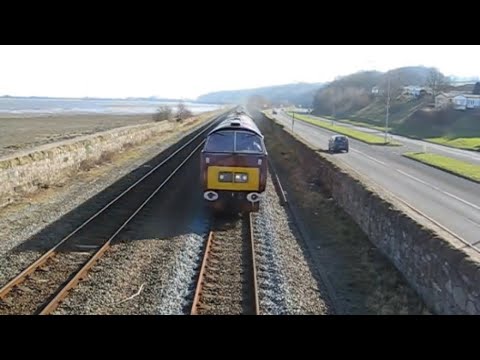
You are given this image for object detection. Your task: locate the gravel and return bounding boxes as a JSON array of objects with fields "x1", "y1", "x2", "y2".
[
  {"x1": 54, "y1": 233, "x2": 207, "y2": 315},
  {"x1": 155, "y1": 233, "x2": 205, "y2": 314},
  {"x1": 252, "y1": 175, "x2": 331, "y2": 315},
  {"x1": 52, "y1": 147, "x2": 212, "y2": 315},
  {"x1": 0, "y1": 118, "x2": 213, "y2": 289}
]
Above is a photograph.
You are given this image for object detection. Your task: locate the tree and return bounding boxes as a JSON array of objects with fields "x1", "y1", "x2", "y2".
[
  {"x1": 473, "y1": 82, "x2": 480, "y2": 95},
  {"x1": 426, "y1": 68, "x2": 449, "y2": 99},
  {"x1": 175, "y1": 101, "x2": 193, "y2": 120},
  {"x1": 153, "y1": 105, "x2": 173, "y2": 122}
]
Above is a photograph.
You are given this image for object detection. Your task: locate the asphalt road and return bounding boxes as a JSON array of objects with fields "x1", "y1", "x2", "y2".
[
  {"x1": 272, "y1": 110, "x2": 480, "y2": 247},
  {"x1": 304, "y1": 113, "x2": 480, "y2": 165}
]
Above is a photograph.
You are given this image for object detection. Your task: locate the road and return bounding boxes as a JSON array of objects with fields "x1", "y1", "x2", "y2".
[
  {"x1": 303, "y1": 113, "x2": 480, "y2": 165},
  {"x1": 272, "y1": 110, "x2": 480, "y2": 247}
]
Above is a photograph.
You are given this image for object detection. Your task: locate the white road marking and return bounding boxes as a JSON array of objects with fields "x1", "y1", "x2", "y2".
[
  {"x1": 396, "y1": 169, "x2": 480, "y2": 211},
  {"x1": 467, "y1": 218, "x2": 480, "y2": 228},
  {"x1": 351, "y1": 149, "x2": 386, "y2": 165}
]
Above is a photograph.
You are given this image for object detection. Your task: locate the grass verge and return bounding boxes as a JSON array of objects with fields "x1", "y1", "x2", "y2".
[
  {"x1": 426, "y1": 137, "x2": 480, "y2": 152},
  {"x1": 403, "y1": 152, "x2": 480, "y2": 183},
  {"x1": 287, "y1": 112, "x2": 401, "y2": 146}
]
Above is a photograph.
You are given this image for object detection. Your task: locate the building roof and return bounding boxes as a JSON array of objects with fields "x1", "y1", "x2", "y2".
[
  {"x1": 452, "y1": 94, "x2": 480, "y2": 99},
  {"x1": 208, "y1": 114, "x2": 263, "y2": 137},
  {"x1": 436, "y1": 91, "x2": 465, "y2": 98}
]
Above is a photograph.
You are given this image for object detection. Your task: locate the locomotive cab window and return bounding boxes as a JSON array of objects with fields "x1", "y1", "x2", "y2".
[
  {"x1": 205, "y1": 130, "x2": 263, "y2": 154},
  {"x1": 235, "y1": 132, "x2": 263, "y2": 153},
  {"x1": 205, "y1": 131, "x2": 235, "y2": 153}
]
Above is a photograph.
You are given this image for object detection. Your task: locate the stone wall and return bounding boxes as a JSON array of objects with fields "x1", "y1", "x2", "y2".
[
  {"x1": 0, "y1": 114, "x2": 216, "y2": 208},
  {"x1": 261, "y1": 112, "x2": 480, "y2": 315}
]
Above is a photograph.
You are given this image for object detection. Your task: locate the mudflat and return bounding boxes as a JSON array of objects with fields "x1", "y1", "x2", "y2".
[{"x1": 0, "y1": 114, "x2": 153, "y2": 158}]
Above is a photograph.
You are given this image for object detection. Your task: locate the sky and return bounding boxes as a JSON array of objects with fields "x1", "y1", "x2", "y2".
[{"x1": 0, "y1": 45, "x2": 478, "y2": 99}]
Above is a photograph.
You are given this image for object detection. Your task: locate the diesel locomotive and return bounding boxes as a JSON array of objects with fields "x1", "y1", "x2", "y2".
[{"x1": 200, "y1": 108, "x2": 268, "y2": 213}]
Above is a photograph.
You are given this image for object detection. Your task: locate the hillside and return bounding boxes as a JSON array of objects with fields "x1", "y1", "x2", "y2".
[
  {"x1": 312, "y1": 66, "x2": 435, "y2": 116},
  {"x1": 311, "y1": 66, "x2": 480, "y2": 150},
  {"x1": 197, "y1": 82, "x2": 324, "y2": 107}
]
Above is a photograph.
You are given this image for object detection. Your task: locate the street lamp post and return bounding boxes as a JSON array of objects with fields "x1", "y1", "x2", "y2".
[
  {"x1": 292, "y1": 111, "x2": 295, "y2": 133},
  {"x1": 385, "y1": 75, "x2": 391, "y2": 143},
  {"x1": 332, "y1": 101, "x2": 335, "y2": 126}
]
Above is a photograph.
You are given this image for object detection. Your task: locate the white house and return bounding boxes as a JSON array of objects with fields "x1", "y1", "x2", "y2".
[
  {"x1": 452, "y1": 95, "x2": 467, "y2": 110},
  {"x1": 435, "y1": 92, "x2": 480, "y2": 110},
  {"x1": 452, "y1": 95, "x2": 480, "y2": 110},
  {"x1": 465, "y1": 95, "x2": 480, "y2": 109},
  {"x1": 436, "y1": 92, "x2": 467, "y2": 109}
]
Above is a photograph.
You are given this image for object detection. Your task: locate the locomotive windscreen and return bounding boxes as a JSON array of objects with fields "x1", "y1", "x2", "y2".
[{"x1": 205, "y1": 130, "x2": 264, "y2": 154}]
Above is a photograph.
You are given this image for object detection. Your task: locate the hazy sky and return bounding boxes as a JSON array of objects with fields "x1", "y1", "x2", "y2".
[{"x1": 0, "y1": 45, "x2": 478, "y2": 99}]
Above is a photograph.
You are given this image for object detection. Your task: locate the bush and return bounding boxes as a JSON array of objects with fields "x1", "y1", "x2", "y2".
[
  {"x1": 175, "y1": 101, "x2": 193, "y2": 121},
  {"x1": 153, "y1": 105, "x2": 173, "y2": 122}
]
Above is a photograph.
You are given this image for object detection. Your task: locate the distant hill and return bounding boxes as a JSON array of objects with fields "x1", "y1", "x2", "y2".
[
  {"x1": 309, "y1": 66, "x2": 480, "y2": 145},
  {"x1": 313, "y1": 66, "x2": 438, "y2": 116},
  {"x1": 197, "y1": 82, "x2": 324, "y2": 107}
]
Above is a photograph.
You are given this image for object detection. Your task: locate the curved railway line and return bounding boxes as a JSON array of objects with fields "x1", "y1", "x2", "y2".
[
  {"x1": 191, "y1": 213, "x2": 259, "y2": 315},
  {"x1": 0, "y1": 113, "x2": 226, "y2": 315}
]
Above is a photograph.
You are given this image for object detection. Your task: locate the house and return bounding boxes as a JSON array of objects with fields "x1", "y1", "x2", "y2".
[
  {"x1": 465, "y1": 95, "x2": 480, "y2": 109},
  {"x1": 435, "y1": 91, "x2": 464, "y2": 108},
  {"x1": 435, "y1": 93, "x2": 453, "y2": 108},
  {"x1": 452, "y1": 95, "x2": 467, "y2": 110},
  {"x1": 452, "y1": 94, "x2": 480, "y2": 110},
  {"x1": 436, "y1": 93, "x2": 480, "y2": 110}
]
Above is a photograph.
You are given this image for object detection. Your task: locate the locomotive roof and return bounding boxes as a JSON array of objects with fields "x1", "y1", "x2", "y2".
[{"x1": 208, "y1": 114, "x2": 263, "y2": 137}]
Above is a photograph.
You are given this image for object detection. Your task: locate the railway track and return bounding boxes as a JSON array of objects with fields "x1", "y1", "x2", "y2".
[
  {"x1": 0, "y1": 114, "x2": 226, "y2": 315},
  {"x1": 191, "y1": 213, "x2": 259, "y2": 315}
]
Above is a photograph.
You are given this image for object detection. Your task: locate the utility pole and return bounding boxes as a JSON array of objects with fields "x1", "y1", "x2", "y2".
[
  {"x1": 332, "y1": 101, "x2": 335, "y2": 126},
  {"x1": 292, "y1": 111, "x2": 295, "y2": 133},
  {"x1": 385, "y1": 75, "x2": 391, "y2": 143}
]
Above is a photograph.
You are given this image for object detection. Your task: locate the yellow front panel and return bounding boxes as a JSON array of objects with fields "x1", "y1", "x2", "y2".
[{"x1": 207, "y1": 166, "x2": 260, "y2": 191}]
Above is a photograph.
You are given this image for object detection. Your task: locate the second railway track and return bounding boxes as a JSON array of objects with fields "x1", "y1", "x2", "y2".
[
  {"x1": 191, "y1": 213, "x2": 259, "y2": 315},
  {"x1": 0, "y1": 113, "x2": 227, "y2": 315}
]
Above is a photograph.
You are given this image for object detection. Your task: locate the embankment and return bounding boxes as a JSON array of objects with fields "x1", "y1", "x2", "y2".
[
  {"x1": 260, "y1": 111, "x2": 480, "y2": 315},
  {"x1": 0, "y1": 113, "x2": 219, "y2": 208}
]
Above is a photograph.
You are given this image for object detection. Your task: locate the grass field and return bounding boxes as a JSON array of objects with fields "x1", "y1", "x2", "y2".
[{"x1": 403, "y1": 152, "x2": 480, "y2": 183}]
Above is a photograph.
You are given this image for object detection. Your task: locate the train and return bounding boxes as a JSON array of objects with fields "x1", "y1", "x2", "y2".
[{"x1": 200, "y1": 107, "x2": 268, "y2": 213}]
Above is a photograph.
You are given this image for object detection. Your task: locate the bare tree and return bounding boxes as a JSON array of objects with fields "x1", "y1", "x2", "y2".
[
  {"x1": 176, "y1": 101, "x2": 193, "y2": 120},
  {"x1": 426, "y1": 68, "x2": 449, "y2": 99},
  {"x1": 153, "y1": 105, "x2": 173, "y2": 122}
]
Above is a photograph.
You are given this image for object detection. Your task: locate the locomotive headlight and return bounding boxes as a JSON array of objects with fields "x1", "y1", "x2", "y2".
[
  {"x1": 218, "y1": 172, "x2": 233, "y2": 182},
  {"x1": 234, "y1": 173, "x2": 248, "y2": 183}
]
